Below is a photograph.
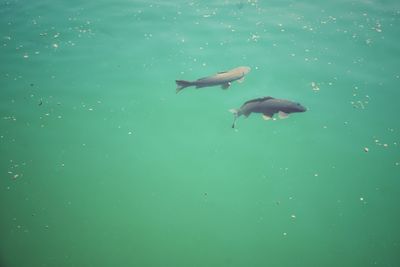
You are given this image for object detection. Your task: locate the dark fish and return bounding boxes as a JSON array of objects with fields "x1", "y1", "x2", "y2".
[
  {"x1": 230, "y1": 96, "x2": 307, "y2": 128},
  {"x1": 175, "y1": 66, "x2": 251, "y2": 93}
]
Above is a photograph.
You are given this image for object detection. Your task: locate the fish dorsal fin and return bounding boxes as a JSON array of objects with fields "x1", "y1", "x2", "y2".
[
  {"x1": 243, "y1": 96, "x2": 274, "y2": 106},
  {"x1": 196, "y1": 76, "x2": 209, "y2": 81}
]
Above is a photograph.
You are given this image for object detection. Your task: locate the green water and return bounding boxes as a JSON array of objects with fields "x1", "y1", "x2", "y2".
[{"x1": 1, "y1": 0, "x2": 400, "y2": 266}]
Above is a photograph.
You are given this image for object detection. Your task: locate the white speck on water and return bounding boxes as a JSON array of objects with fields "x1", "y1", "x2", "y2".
[
  {"x1": 311, "y1": 81, "x2": 320, "y2": 91},
  {"x1": 250, "y1": 34, "x2": 260, "y2": 42},
  {"x1": 53, "y1": 43, "x2": 58, "y2": 48},
  {"x1": 360, "y1": 197, "x2": 364, "y2": 201},
  {"x1": 283, "y1": 232, "x2": 287, "y2": 236},
  {"x1": 364, "y1": 147, "x2": 369, "y2": 152},
  {"x1": 128, "y1": 131, "x2": 132, "y2": 135},
  {"x1": 291, "y1": 214, "x2": 296, "y2": 219}
]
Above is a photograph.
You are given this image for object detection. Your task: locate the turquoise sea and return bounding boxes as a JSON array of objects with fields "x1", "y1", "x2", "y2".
[{"x1": 1, "y1": 0, "x2": 400, "y2": 266}]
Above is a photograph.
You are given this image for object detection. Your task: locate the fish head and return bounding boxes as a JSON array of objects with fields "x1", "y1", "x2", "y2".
[
  {"x1": 290, "y1": 102, "x2": 307, "y2": 113},
  {"x1": 281, "y1": 101, "x2": 307, "y2": 114},
  {"x1": 239, "y1": 66, "x2": 251, "y2": 75}
]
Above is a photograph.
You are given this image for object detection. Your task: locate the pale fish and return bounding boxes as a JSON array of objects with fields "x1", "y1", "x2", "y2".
[{"x1": 175, "y1": 66, "x2": 251, "y2": 93}]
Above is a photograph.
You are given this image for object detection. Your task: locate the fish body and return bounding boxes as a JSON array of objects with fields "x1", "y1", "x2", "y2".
[
  {"x1": 176, "y1": 66, "x2": 251, "y2": 93},
  {"x1": 230, "y1": 96, "x2": 306, "y2": 128}
]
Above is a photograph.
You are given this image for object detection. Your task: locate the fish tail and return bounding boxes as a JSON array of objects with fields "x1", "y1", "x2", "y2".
[
  {"x1": 175, "y1": 80, "x2": 193, "y2": 93},
  {"x1": 229, "y1": 109, "x2": 239, "y2": 128}
]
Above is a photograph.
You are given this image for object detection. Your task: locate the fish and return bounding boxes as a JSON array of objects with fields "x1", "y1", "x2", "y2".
[
  {"x1": 175, "y1": 66, "x2": 251, "y2": 93},
  {"x1": 229, "y1": 96, "x2": 307, "y2": 128}
]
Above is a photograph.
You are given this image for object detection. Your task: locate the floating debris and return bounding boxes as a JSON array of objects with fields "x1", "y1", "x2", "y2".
[
  {"x1": 250, "y1": 33, "x2": 260, "y2": 42},
  {"x1": 364, "y1": 147, "x2": 369, "y2": 153},
  {"x1": 311, "y1": 81, "x2": 320, "y2": 91},
  {"x1": 372, "y1": 22, "x2": 382, "y2": 32},
  {"x1": 351, "y1": 100, "x2": 366, "y2": 109}
]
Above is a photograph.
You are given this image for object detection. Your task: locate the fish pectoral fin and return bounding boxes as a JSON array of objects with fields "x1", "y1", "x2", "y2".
[
  {"x1": 262, "y1": 113, "x2": 273, "y2": 120},
  {"x1": 237, "y1": 77, "x2": 245, "y2": 83},
  {"x1": 221, "y1": 82, "x2": 231, "y2": 90},
  {"x1": 278, "y1": 111, "x2": 289, "y2": 119}
]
